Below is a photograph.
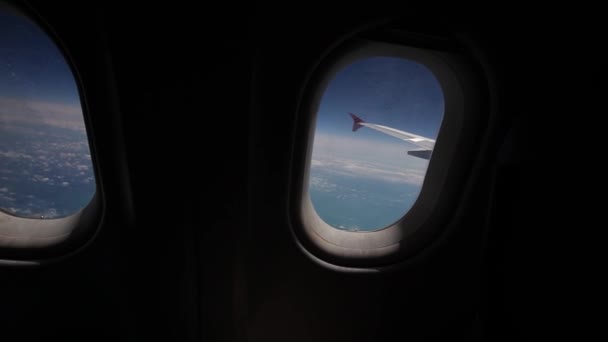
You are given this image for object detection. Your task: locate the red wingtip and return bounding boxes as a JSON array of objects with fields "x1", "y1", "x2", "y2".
[{"x1": 348, "y1": 113, "x2": 364, "y2": 132}]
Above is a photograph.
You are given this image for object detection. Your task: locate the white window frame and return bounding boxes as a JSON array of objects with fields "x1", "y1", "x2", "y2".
[{"x1": 288, "y1": 35, "x2": 488, "y2": 270}]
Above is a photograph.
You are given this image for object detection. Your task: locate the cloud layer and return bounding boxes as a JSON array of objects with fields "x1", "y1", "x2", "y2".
[
  {"x1": 0, "y1": 96, "x2": 86, "y2": 132},
  {"x1": 310, "y1": 133, "x2": 429, "y2": 185}
]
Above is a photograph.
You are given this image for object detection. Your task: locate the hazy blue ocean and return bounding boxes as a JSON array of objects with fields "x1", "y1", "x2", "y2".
[{"x1": 309, "y1": 166, "x2": 421, "y2": 231}]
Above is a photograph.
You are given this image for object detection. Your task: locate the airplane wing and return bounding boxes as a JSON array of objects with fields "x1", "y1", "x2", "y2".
[{"x1": 348, "y1": 113, "x2": 435, "y2": 160}]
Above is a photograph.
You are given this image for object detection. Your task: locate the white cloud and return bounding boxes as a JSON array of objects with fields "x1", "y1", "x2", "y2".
[
  {"x1": 309, "y1": 174, "x2": 338, "y2": 192},
  {"x1": 310, "y1": 133, "x2": 430, "y2": 185},
  {"x1": 311, "y1": 157, "x2": 425, "y2": 185},
  {"x1": 41, "y1": 208, "x2": 58, "y2": 218},
  {"x1": 32, "y1": 174, "x2": 50, "y2": 183},
  {"x1": 0, "y1": 194, "x2": 16, "y2": 202},
  {"x1": 0, "y1": 150, "x2": 34, "y2": 160}
]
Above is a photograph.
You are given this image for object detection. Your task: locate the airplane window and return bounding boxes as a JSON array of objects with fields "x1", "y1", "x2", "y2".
[
  {"x1": 309, "y1": 56, "x2": 444, "y2": 231},
  {"x1": 0, "y1": 7, "x2": 95, "y2": 219}
]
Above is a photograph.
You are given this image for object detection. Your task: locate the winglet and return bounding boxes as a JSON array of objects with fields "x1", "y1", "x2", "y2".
[{"x1": 348, "y1": 113, "x2": 365, "y2": 132}]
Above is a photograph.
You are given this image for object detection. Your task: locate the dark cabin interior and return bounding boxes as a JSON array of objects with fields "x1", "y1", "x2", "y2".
[{"x1": 1, "y1": 1, "x2": 601, "y2": 341}]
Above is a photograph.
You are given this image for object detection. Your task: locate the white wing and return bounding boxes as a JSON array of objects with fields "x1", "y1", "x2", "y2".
[{"x1": 349, "y1": 113, "x2": 435, "y2": 159}]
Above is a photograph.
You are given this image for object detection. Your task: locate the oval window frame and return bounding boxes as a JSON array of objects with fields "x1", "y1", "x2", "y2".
[{"x1": 288, "y1": 34, "x2": 488, "y2": 270}]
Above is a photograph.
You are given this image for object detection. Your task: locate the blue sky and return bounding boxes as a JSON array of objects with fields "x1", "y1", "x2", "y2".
[
  {"x1": 315, "y1": 56, "x2": 444, "y2": 143},
  {"x1": 0, "y1": 8, "x2": 80, "y2": 104},
  {"x1": 311, "y1": 55, "x2": 445, "y2": 175}
]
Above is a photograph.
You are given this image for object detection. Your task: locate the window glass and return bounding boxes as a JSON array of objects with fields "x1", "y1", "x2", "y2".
[
  {"x1": 309, "y1": 56, "x2": 444, "y2": 231},
  {"x1": 0, "y1": 7, "x2": 95, "y2": 219}
]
